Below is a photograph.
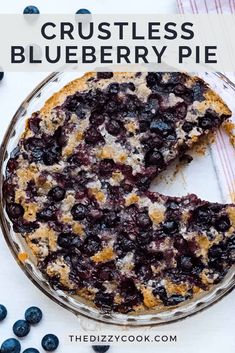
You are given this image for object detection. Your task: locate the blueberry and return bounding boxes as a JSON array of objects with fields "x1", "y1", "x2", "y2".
[
  {"x1": 153, "y1": 286, "x2": 168, "y2": 302},
  {"x1": 25, "y1": 306, "x2": 43, "y2": 324},
  {"x1": 82, "y1": 235, "x2": 101, "y2": 256},
  {"x1": 84, "y1": 127, "x2": 104, "y2": 145},
  {"x1": 124, "y1": 94, "x2": 140, "y2": 113},
  {"x1": 182, "y1": 121, "x2": 194, "y2": 133},
  {"x1": 71, "y1": 203, "x2": 87, "y2": 220},
  {"x1": 137, "y1": 212, "x2": 152, "y2": 229},
  {"x1": 57, "y1": 233, "x2": 74, "y2": 248},
  {"x1": 104, "y1": 211, "x2": 119, "y2": 227},
  {"x1": 94, "y1": 292, "x2": 114, "y2": 310},
  {"x1": 13, "y1": 320, "x2": 30, "y2": 337},
  {"x1": 135, "y1": 175, "x2": 151, "y2": 191},
  {"x1": 105, "y1": 120, "x2": 122, "y2": 136},
  {"x1": 89, "y1": 209, "x2": 104, "y2": 222},
  {"x1": 227, "y1": 236, "x2": 235, "y2": 250},
  {"x1": 145, "y1": 149, "x2": 165, "y2": 168},
  {"x1": 120, "y1": 278, "x2": 139, "y2": 297},
  {"x1": 135, "y1": 263, "x2": 152, "y2": 281},
  {"x1": 7, "y1": 203, "x2": 24, "y2": 219},
  {"x1": 24, "y1": 137, "x2": 44, "y2": 151},
  {"x1": 214, "y1": 215, "x2": 231, "y2": 232},
  {"x1": 97, "y1": 265, "x2": 113, "y2": 281},
  {"x1": 104, "y1": 100, "x2": 119, "y2": 114},
  {"x1": 48, "y1": 186, "x2": 65, "y2": 202},
  {"x1": 37, "y1": 207, "x2": 55, "y2": 221},
  {"x1": 67, "y1": 154, "x2": 81, "y2": 166},
  {"x1": 195, "y1": 207, "x2": 211, "y2": 225},
  {"x1": 150, "y1": 119, "x2": 174, "y2": 137},
  {"x1": 139, "y1": 120, "x2": 150, "y2": 132},
  {"x1": 146, "y1": 72, "x2": 161, "y2": 88},
  {"x1": 136, "y1": 231, "x2": 152, "y2": 245},
  {"x1": 92, "y1": 346, "x2": 110, "y2": 353},
  {"x1": 23, "y1": 349, "x2": 40, "y2": 353},
  {"x1": 0, "y1": 71, "x2": 4, "y2": 81},
  {"x1": 28, "y1": 114, "x2": 41, "y2": 133},
  {"x1": 166, "y1": 294, "x2": 186, "y2": 306},
  {"x1": 199, "y1": 115, "x2": 213, "y2": 130},
  {"x1": 149, "y1": 251, "x2": 164, "y2": 263},
  {"x1": 173, "y1": 83, "x2": 187, "y2": 95},
  {"x1": 141, "y1": 133, "x2": 163, "y2": 149},
  {"x1": 0, "y1": 304, "x2": 7, "y2": 321},
  {"x1": 162, "y1": 220, "x2": 178, "y2": 234},
  {"x1": 23, "y1": 6, "x2": 40, "y2": 14},
  {"x1": 43, "y1": 145, "x2": 61, "y2": 165},
  {"x1": 115, "y1": 235, "x2": 136, "y2": 255},
  {"x1": 174, "y1": 102, "x2": 188, "y2": 120},
  {"x1": 122, "y1": 82, "x2": 136, "y2": 91},
  {"x1": 192, "y1": 82, "x2": 205, "y2": 101},
  {"x1": 1, "y1": 338, "x2": 21, "y2": 353},
  {"x1": 41, "y1": 334, "x2": 59, "y2": 352},
  {"x1": 75, "y1": 105, "x2": 87, "y2": 119},
  {"x1": 13, "y1": 220, "x2": 38, "y2": 234},
  {"x1": 24, "y1": 137, "x2": 44, "y2": 161},
  {"x1": 65, "y1": 252, "x2": 81, "y2": 267},
  {"x1": 76, "y1": 8, "x2": 91, "y2": 14},
  {"x1": 209, "y1": 245, "x2": 223, "y2": 259},
  {"x1": 179, "y1": 255, "x2": 193, "y2": 271},
  {"x1": 99, "y1": 159, "x2": 116, "y2": 176},
  {"x1": 108, "y1": 83, "x2": 119, "y2": 94},
  {"x1": 90, "y1": 112, "x2": 106, "y2": 126}
]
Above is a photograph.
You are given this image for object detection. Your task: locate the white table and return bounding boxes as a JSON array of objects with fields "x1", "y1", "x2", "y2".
[{"x1": 0, "y1": 1, "x2": 234, "y2": 352}]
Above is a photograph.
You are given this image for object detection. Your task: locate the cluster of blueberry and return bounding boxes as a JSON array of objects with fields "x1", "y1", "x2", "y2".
[
  {"x1": 23, "y1": 5, "x2": 91, "y2": 15},
  {"x1": 0, "y1": 304, "x2": 59, "y2": 353},
  {"x1": 0, "y1": 304, "x2": 110, "y2": 353}
]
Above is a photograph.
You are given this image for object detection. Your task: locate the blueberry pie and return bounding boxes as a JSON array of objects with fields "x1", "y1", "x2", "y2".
[{"x1": 3, "y1": 72, "x2": 235, "y2": 314}]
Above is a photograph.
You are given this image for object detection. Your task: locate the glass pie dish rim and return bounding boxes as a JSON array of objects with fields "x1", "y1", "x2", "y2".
[{"x1": 0, "y1": 70, "x2": 235, "y2": 326}]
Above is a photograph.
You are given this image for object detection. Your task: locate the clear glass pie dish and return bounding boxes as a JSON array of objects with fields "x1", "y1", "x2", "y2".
[{"x1": 0, "y1": 71, "x2": 235, "y2": 326}]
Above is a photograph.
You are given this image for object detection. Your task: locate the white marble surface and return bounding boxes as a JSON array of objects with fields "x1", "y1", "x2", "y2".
[{"x1": 0, "y1": 1, "x2": 234, "y2": 352}]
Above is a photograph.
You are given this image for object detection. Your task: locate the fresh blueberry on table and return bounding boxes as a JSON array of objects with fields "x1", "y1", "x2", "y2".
[
  {"x1": 1, "y1": 338, "x2": 21, "y2": 353},
  {"x1": 41, "y1": 334, "x2": 59, "y2": 351},
  {"x1": 25, "y1": 306, "x2": 43, "y2": 324},
  {"x1": 76, "y1": 8, "x2": 91, "y2": 14},
  {"x1": 23, "y1": 349, "x2": 40, "y2": 353},
  {"x1": 13, "y1": 319, "x2": 30, "y2": 337},
  {"x1": 0, "y1": 304, "x2": 7, "y2": 321},
  {"x1": 0, "y1": 71, "x2": 4, "y2": 81},
  {"x1": 92, "y1": 346, "x2": 110, "y2": 353},
  {"x1": 23, "y1": 5, "x2": 40, "y2": 14}
]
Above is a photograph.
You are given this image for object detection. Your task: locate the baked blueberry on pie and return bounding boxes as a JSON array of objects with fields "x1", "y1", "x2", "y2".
[{"x1": 3, "y1": 72, "x2": 235, "y2": 314}]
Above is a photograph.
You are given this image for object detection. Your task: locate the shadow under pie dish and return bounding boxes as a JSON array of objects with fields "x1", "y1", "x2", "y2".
[{"x1": 1, "y1": 71, "x2": 235, "y2": 324}]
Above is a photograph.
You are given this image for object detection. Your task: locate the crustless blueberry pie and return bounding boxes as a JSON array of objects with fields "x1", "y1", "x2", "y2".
[{"x1": 3, "y1": 72, "x2": 235, "y2": 314}]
